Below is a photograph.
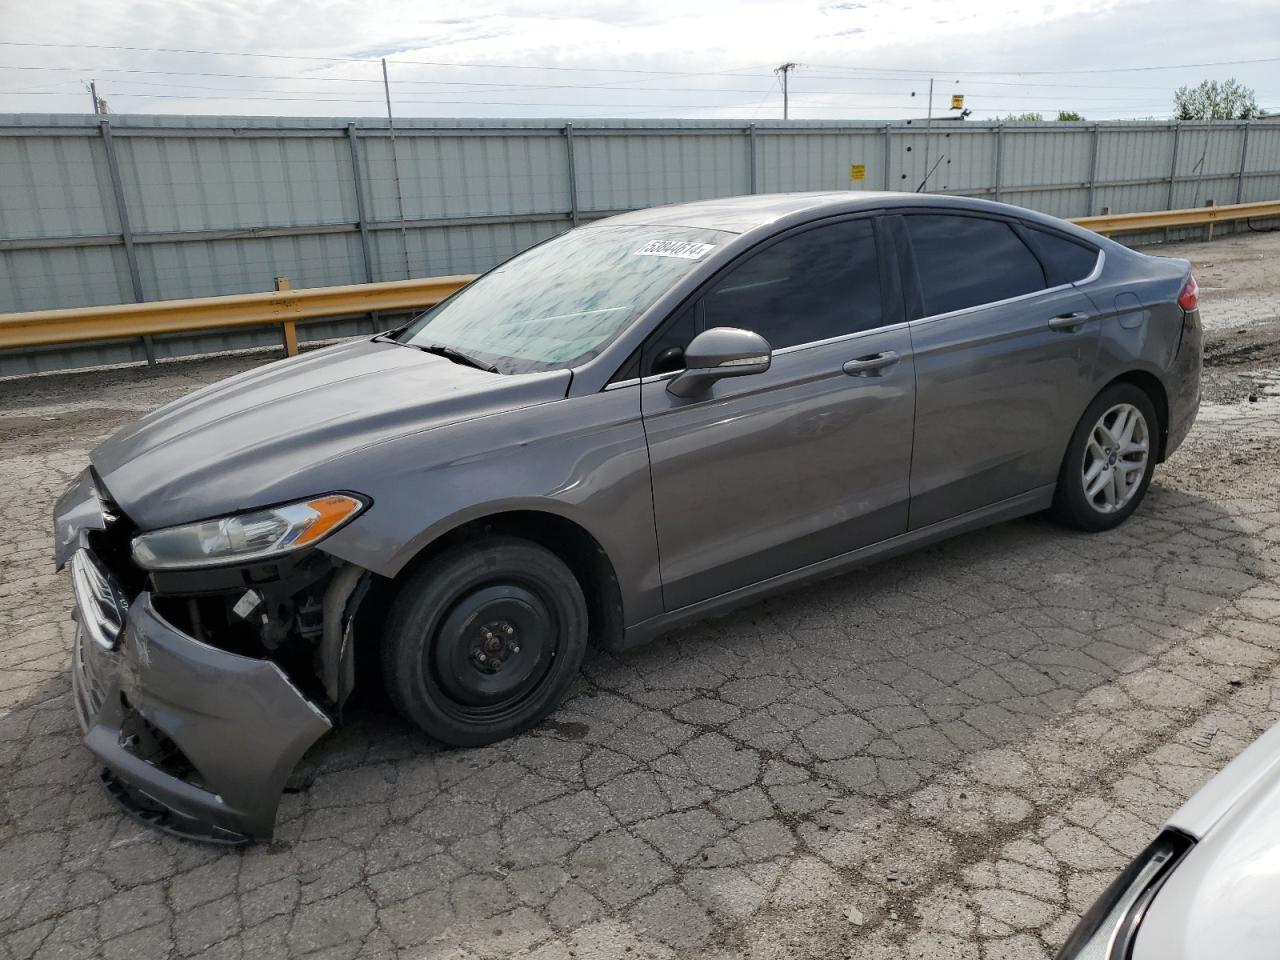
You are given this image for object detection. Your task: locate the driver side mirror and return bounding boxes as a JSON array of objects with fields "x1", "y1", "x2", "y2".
[{"x1": 667, "y1": 327, "x2": 772, "y2": 399}]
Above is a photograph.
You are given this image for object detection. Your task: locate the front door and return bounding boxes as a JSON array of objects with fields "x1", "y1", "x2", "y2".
[{"x1": 641, "y1": 217, "x2": 917, "y2": 611}]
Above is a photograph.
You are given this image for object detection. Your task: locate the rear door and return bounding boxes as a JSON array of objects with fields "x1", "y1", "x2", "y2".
[
  {"x1": 641, "y1": 215, "x2": 916, "y2": 611},
  {"x1": 895, "y1": 212, "x2": 1102, "y2": 528}
]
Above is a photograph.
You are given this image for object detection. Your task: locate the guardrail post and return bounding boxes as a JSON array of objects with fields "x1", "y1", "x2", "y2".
[
  {"x1": 564, "y1": 123, "x2": 579, "y2": 227},
  {"x1": 883, "y1": 124, "x2": 892, "y2": 191},
  {"x1": 99, "y1": 119, "x2": 155, "y2": 366},
  {"x1": 1235, "y1": 122, "x2": 1251, "y2": 206},
  {"x1": 275, "y1": 277, "x2": 299, "y2": 356},
  {"x1": 993, "y1": 124, "x2": 1004, "y2": 202},
  {"x1": 748, "y1": 124, "x2": 758, "y2": 194},
  {"x1": 1086, "y1": 123, "x2": 1101, "y2": 215},
  {"x1": 345, "y1": 124, "x2": 375, "y2": 283},
  {"x1": 1205, "y1": 199, "x2": 1216, "y2": 242}
]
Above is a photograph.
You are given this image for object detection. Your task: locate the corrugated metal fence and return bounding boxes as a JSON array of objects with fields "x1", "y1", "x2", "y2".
[{"x1": 2, "y1": 113, "x2": 1278, "y2": 373}]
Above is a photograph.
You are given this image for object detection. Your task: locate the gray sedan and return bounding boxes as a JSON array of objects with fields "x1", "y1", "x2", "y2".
[{"x1": 52, "y1": 191, "x2": 1202, "y2": 842}]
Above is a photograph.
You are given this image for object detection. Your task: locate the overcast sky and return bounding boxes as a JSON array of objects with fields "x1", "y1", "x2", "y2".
[{"x1": 1, "y1": 0, "x2": 1278, "y2": 122}]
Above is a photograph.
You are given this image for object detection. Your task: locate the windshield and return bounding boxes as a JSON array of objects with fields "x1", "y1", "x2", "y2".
[{"x1": 394, "y1": 224, "x2": 729, "y2": 374}]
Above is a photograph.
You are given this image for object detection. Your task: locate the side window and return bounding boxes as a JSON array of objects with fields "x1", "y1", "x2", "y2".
[
  {"x1": 703, "y1": 219, "x2": 883, "y2": 349},
  {"x1": 904, "y1": 214, "x2": 1046, "y2": 317},
  {"x1": 1021, "y1": 227, "x2": 1100, "y2": 286}
]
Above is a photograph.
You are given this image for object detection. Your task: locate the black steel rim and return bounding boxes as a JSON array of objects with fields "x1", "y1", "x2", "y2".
[{"x1": 427, "y1": 577, "x2": 560, "y2": 722}]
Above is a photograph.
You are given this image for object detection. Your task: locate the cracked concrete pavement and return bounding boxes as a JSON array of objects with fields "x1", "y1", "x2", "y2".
[{"x1": 1, "y1": 231, "x2": 1279, "y2": 960}]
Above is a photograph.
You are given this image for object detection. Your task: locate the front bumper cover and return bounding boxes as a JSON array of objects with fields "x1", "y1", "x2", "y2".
[
  {"x1": 73, "y1": 590, "x2": 332, "y2": 841},
  {"x1": 58, "y1": 467, "x2": 335, "y2": 841}
]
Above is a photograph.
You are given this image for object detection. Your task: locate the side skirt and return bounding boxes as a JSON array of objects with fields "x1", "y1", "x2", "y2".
[{"x1": 619, "y1": 484, "x2": 1056, "y2": 650}]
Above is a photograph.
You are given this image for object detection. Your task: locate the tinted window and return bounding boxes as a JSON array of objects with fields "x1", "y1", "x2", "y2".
[
  {"x1": 703, "y1": 219, "x2": 883, "y2": 349},
  {"x1": 1022, "y1": 227, "x2": 1100, "y2": 286},
  {"x1": 904, "y1": 215, "x2": 1046, "y2": 317}
]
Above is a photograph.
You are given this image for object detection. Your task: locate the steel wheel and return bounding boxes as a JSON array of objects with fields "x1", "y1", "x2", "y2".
[
  {"x1": 382, "y1": 537, "x2": 588, "y2": 747},
  {"x1": 1081, "y1": 402, "x2": 1149, "y2": 514},
  {"x1": 431, "y1": 581, "x2": 560, "y2": 721}
]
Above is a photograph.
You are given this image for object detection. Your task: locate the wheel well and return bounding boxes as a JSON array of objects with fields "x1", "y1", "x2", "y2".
[
  {"x1": 1105, "y1": 371, "x2": 1169, "y2": 461},
  {"x1": 392, "y1": 511, "x2": 624, "y2": 651}
]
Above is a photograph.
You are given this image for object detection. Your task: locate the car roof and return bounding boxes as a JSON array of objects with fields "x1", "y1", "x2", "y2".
[{"x1": 593, "y1": 190, "x2": 1102, "y2": 242}]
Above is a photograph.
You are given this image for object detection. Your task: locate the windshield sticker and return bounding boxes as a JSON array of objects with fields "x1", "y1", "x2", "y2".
[{"x1": 634, "y1": 239, "x2": 716, "y2": 260}]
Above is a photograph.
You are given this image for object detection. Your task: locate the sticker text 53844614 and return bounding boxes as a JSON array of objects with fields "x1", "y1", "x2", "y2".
[{"x1": 634, "y1": 239, "x2": 716, "y2": 260}]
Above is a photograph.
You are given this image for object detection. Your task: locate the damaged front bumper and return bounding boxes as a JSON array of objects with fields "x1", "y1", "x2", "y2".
[
  {"x1": 57, "y1": 471, "x2": 351, "y2": 843},
  {"x1": 73, "y1": 589, "x2": 331, "y2": 842}
]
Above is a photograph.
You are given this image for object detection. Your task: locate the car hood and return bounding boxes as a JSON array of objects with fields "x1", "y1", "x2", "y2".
[
  {"x1": 91, "y1": 338, "x2": 570, "y2": 530},
  {"x1": 1132, "y1": 721, "x2": 1280, "y2": 960}
]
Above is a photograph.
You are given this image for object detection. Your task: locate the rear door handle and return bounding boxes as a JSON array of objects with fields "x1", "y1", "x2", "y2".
[
  {"x1": 1048, "y1": 312, "x2": 1091, "y2": 331},
  {"x1": 842, "y1": 350, "x2": 900, "y2": 376}
]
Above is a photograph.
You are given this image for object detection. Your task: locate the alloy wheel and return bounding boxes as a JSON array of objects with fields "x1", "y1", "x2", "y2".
[{"x1": 1081, "y1": 402, "x2": 1149, "y2": 514}]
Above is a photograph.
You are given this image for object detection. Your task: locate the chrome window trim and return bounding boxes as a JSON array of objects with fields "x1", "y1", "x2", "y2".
[
  {"x1": 1075, "y1": 247, "x2": 1106, "y2": 286},
  {"x1": 909, "y1": 283, "x2": 1076, "y2": 327},
  {"x1": 604, "y1": 376, "x2": 642, "y2": 390},
  {"x1": 771, "y1": 320, "x2": 910, "y2": 357}
]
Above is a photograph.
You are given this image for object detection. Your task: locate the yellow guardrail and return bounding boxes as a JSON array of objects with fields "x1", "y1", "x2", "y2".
[
  {"x1": 1073, "y1": 199, "x2": 1280, "y2": 236},
  {"x1": 0, "y1": 199, "x2": 1276, "y2": 358},
  {"x1": 0, "y1": 274, "x2": 475, "y2": 356}
]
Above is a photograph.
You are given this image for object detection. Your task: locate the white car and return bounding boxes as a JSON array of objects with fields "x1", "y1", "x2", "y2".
[{"x1": 1056, "y1": 722, "x2": 1280, "y2": 959}]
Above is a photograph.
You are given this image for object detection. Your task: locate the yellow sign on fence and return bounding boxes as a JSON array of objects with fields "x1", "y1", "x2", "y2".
[
  {"x1": 951, "y1": 94, "x2": 965, "y2": 109},
  {"x1": 849, "y1": 164, "x2": 866, "y2": 181}
]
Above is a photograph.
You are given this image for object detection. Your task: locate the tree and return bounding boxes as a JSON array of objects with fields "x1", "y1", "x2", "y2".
[
  {"x1": 998, "y1": 112, "x2": 1043, "y2": 122},
  {"x1": 1174, "y1": 78, "x2": 1261, "y2": 120},
  {"x1": 1056, "y1": 110, "x2": 1085, "y2": 121}
]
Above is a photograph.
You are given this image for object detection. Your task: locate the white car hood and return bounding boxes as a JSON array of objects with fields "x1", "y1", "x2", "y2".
[{"x1": 1133, "y1": 722, "x2": 1280, "y2": 960}]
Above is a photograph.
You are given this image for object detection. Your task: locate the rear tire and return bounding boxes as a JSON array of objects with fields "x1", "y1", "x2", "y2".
[
  {"x1": 381, "y1": 536, "x2": 588, "y2": 747},
  {"x1": 1051, "y1": 383, "x2": 1159, "y2": 532}
]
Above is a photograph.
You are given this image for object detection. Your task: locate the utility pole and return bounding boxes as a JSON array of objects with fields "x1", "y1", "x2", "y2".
[
  {"x1": 775, "y1": 62, "x2": 798, "y2": 120},
  {"x1": 922, "y1": 77, "x2": 934, "y2": 192},
  {"x1": 381, "y1": 58, "x2": 411, "y2": 279},
  {"x1": 87, "y1": 80, "x2": 105, "y2": 115}
]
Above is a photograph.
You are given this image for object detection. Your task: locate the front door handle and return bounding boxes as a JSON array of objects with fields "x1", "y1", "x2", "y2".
[
  {"x1": 842, "y1": 350, "x2": 900, "y2": 376},
  {"x1": 1049, "y1": 312, "x2": 1091, "y2": 331}
]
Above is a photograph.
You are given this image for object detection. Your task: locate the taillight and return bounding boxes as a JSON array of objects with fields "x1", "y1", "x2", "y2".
[{"x1": 1178, "y1": 274, "x2": 1199, "y2": 312}]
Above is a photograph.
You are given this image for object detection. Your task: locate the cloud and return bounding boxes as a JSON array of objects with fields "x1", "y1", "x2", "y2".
[{"x1": 1, "y1": 0, "x2": 1277, "y2": 120}]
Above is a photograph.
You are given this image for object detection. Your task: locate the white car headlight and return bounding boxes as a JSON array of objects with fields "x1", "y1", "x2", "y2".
[{"x1": 131, "y1": 494, "x2": 366, "y2": 571}]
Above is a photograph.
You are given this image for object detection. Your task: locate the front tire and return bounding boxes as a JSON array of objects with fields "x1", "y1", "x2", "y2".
[
  {"x1": 1051, "y1": 383, "x2": 1159, "y2": 532},
  {"x1": 381, "y1": 537, "x2": 588, "y2": 747}
]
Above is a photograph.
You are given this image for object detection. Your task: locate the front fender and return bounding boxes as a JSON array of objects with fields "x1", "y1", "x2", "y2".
[{"x1": 317, "y1": 386, "x2": 663, "y2": 627}]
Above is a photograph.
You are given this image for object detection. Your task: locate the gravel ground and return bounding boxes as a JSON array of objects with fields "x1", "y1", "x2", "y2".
[{"x1": 1, "y1": 232, "x2": 1278, "y2": 960}]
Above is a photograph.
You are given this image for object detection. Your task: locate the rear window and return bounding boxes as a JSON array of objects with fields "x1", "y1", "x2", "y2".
[
  {"x1": 1021, "y1": 227, "x2": 1100, "y2": 286},
  {"x1": 904, "y1": 214, "x2": 1046, "y2": 317}
]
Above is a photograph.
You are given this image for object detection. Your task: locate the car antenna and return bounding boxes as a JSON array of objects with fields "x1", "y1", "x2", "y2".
[{"x1": 916, "y1": 154, "x2": 946, "y2": 193}]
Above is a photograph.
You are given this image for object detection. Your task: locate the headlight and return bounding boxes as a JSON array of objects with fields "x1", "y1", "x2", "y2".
[
  {"x1": 1055, "y1": 829, "x2": 1194, "y2": 960},
  {"x1": 132, "y1": 494, "x2": 366, "y2": 570}
]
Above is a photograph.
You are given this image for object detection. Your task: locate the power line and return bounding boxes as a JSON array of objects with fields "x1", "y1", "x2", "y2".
[
  {"x1": 805, "y1": 56, "x2": 1280, "y2": 76},
  {"x1": 0, "y1": 40, "x2": 775, "y2": 78},
  {"x1": 10, "y1": 39, "x2": 1274, "y2": 79},
  {"x1": 2, "y1": 87, "x2": 1180, "y2": 107}
]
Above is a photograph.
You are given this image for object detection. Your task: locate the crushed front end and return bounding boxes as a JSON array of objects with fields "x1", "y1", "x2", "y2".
[{"x1": 55, "y1": 469, "x2": 368, "y2": 842}]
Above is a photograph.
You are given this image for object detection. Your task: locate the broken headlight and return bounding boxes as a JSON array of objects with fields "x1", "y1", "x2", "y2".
[{"x1": 131, "y1": 494, "x2": 366, "y2": 571}]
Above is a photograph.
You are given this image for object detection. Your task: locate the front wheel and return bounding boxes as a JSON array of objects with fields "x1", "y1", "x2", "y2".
[
  {"x1": 381, "y1": 537, "x2": 588, "y2": 746},
  {"x1": 1051, "y1": 384, "x2": 1159, "y2": 532}
]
